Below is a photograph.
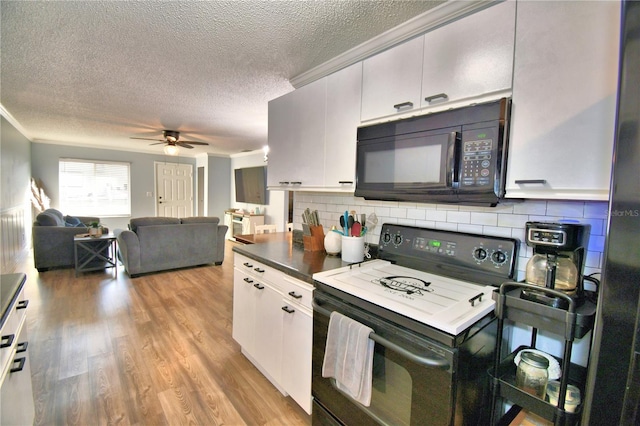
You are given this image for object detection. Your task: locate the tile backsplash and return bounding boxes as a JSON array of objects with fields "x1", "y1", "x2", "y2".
[{"x1": 293, "y1": 192, "x2": 608, "y2": 280}]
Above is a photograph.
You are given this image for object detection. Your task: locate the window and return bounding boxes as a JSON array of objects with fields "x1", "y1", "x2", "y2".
[{"x1": 59, "y1": 159, "x2": 130, "y2": 217}]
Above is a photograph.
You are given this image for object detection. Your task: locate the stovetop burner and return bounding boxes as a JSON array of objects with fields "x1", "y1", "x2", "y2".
[{"x1": 313, "y1": 224, "x2": 519, "y2": 337}]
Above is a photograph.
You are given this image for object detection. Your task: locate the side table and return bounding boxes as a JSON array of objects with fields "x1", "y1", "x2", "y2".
[{"x1": 74, "y1": 233, "x2": 117, "y2": 277}]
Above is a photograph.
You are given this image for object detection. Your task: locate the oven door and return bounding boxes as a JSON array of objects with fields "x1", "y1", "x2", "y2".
[
  {"x1": 312, "y1": 290, "x2": 457, "y2": 426},
  {"x1": 354, "y1": 127, "x2": 461, "y2": 203}
]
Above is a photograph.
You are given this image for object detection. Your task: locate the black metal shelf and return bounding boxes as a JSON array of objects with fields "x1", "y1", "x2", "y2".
[{"x1": 490, "y1": 282, "x2": 596, "y2": 426}]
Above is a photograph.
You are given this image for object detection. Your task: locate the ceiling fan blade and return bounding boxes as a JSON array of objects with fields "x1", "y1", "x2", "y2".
[
  {"x1": 177, "y1": 142, "x2": 195, "y2": 149},
  {"x1": 131, "y1": 136, "x2": 164, "y2": 141},
  {"x1": 149, "y1": 142, "x2": 166, "y2": 146},
  {"x1": 179, "y1": 140, "x2": 209, "y2": 145}
]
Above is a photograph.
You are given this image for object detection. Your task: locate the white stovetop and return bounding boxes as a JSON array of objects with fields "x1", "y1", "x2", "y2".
[{"x1": 313, "y1": 259, "x2": 496, "y2": 336}]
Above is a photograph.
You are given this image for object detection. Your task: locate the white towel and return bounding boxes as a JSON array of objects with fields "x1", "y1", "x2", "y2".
[{"x1": 322, "y1": 311, "x2": 375, "y2": 406}]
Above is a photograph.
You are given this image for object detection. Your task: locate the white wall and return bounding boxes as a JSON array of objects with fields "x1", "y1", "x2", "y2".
[{"x1": 230, "y1": 151, "x2": 287, "y2": 231}]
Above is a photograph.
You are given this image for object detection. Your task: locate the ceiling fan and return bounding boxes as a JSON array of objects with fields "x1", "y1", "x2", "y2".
[{"x1": 130, "y1": 130, "x2": 208, "y2": 155}]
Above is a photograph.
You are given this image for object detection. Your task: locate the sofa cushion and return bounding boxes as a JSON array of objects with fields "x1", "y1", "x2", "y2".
[
  {"x1": 64, "y1": 215, "x2": 85, "y2": 227},
  {"x1": 36, "y1": 210, "x2": 65, "y2": 227},
  {"x1": 181, "y1": 216, "x2": 220, "y2": 225},
  {"x1": 130, "y1": 217, "x2": 181, "y2": 233}
]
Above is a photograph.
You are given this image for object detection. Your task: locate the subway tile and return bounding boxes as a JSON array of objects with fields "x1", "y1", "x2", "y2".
[
  {"x1": 425, "y1": 209, "x2": 448, "y2": 221},
  {"x1": 513, "y1": 200, "x2": 547, "y2": 215},
  {"x1": 458, "y1": 224, "x2": 483, "y2": 234},
  {"x1": 589, "y1": 235, "x2": 606, "y2": 252},
  {"x1": 407, "y1": 208, "x2": 426, "y2": 220},
  {"x1": 584, "y1": 201, "x2": 609, "y2": 219},
  {"x1": 435, "y1": 222, "x2": 458, "y2": 231},
  {"x1": 482, "y1": 226, "x2": 513, "y2": 238},
  {"x1": 585, "y1": 251, "x2": 602, "y2": 269},
  {"x1": 470, "y1": 212, "x2": 498, "y2": 226},
  {"x1": 390, "y1": 207, "x2": 407, "y2": 218},
  {"x1": 446, "y1": 211, "x2": 471, "y2": 223},
  {"x1": 497, "y1": 213, "x2": 529, "y2": 228},
  {"x1": 546, "y1": 200, "x2": 585, "y2": 217}
]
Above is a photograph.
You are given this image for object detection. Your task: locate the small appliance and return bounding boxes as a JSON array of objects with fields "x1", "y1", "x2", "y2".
[{"x1": 521, "y1": 222, "x2": 591, "y2": 309}]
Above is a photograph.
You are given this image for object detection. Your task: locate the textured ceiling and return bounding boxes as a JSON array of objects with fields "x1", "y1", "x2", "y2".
[{"x1": 1, "y1": 1, "x2": 443, "y2": 157}]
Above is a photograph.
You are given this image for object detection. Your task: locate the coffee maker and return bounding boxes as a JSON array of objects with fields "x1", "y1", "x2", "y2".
[{"x1": 521, "y1": 222, "x2": 591, "y2": 309}]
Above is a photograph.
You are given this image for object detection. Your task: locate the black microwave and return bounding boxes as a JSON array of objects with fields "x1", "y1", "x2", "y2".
[{"x1": 355, "y1": 98, "x2": 511, "y2": 206}]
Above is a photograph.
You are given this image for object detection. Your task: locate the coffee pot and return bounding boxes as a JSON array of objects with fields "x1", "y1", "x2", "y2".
[{"x1": 521, "y1": 222, "x2": 590, "y2": 309}]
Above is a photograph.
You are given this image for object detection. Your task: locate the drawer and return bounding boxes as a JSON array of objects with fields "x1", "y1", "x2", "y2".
[
  {"x1": 0, "y1": 286, "x2": 27, "y2": 383},
  {"x1": 234, "y1": 254, "x2": 278, "y2": 284},
  {"x1": 280, "y1": 275, "x2": 314, "y2": 311}
]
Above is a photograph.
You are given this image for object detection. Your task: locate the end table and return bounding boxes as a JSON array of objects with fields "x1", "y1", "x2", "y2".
[{"x1": 74, "y1": 233, "x2": 117, "y2": 277}]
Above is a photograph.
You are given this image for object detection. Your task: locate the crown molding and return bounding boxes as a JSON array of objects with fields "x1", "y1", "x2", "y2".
[
  {"x1": 290, "y1": 0, "x2": 499, "y2": 88},
  {"x1": 0, "y1": 103, "x2": 33, "y2": 141}
]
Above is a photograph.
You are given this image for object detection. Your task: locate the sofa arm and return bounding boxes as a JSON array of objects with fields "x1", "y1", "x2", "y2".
[
  {"x1": 115, "y1": 229, "x2": 141, "y2": 276},
  {"x1": 32, "y1": 225, "x2": 91, "y2": 270},
  {"x1": 215, "y1": 225, "x2": 228, "y2": 264}
]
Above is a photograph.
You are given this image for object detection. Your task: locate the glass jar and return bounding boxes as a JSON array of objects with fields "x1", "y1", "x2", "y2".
[
  {"x1": 515, "y1": 351, "x2": 549, "y2": 398},
  {"x1": 525, "y1": 254, "x2": 579, "y2": 293}
]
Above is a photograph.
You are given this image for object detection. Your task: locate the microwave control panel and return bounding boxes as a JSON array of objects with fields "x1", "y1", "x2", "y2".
[{"x1": 460, "y1": 127, "x2": 497, "y2": 187}]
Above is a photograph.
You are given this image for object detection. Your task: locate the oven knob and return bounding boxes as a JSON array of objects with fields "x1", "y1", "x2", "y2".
[
  {"x1": 382, "y1": 232, "x2": 392, "y2": 244},
  {"x1": 474, "y1": 248, "x2": 488, "y2": 261},
  {"x1": 491, "y1": 250, "x2": 507, "y2": 265},
  {"x1": 394, "y1": 234, "x2": 403, "y2": 246}
]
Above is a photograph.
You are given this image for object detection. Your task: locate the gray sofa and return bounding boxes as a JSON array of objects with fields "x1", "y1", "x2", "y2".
[
  {"x1": 115, "y1": 216, "x2": 227, "y2": 277},
  {"x1": 32, "y1": 208, "x2": 101, "y2": 272}
]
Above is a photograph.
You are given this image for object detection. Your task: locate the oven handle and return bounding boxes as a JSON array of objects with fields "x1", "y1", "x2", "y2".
[{"x1": 312, "y1": 298, "x2": 450, "y2": 370}]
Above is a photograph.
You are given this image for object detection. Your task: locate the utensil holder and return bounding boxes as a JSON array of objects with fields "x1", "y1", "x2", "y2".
[{"x1": 304, "y1": 225, "x2": 325, "y2": 252}]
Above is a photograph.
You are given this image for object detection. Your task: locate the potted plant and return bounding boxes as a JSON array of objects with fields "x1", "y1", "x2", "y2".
[{"x1": 89, "y1": 221, "x2": 103, "y2": 238}]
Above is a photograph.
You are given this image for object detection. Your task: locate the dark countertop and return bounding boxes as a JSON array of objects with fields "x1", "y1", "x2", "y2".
[
  {"x1": 0, "y1": 273, "x2": 26, "y2": 328},
  {"x1": 232, "y1": 239, "x2": 350, "y2": 284}
]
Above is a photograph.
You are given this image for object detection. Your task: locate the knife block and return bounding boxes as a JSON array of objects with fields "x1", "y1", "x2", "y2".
[{"x1": 303, "y1": 225, "x2": 325, "y2": 252}]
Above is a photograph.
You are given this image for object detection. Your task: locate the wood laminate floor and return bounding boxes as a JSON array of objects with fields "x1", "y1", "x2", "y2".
[{"x1": 18, "y1": 242, "x2": 311, "y2": 425}]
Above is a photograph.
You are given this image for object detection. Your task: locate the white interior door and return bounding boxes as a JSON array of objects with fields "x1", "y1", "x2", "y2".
[{"x1": 155, "y1": 162, "x2": 193, "y2": 218}]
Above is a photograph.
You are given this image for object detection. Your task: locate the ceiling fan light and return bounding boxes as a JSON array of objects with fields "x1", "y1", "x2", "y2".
[{"x1": 164, "y1": 144, "x2": 179, "y2": 156}]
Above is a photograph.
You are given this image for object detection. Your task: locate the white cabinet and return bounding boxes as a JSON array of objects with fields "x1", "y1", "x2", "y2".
[
  {"x1": 505, "y1": 1, "x2": 619, "y2": 201},
  {"x1": 267, "y1": 78, "x2": 327, "y2": 189},
  {"x1": 324, "y1": 62, "x2": 362, "y2": 189},
  {"x1": 227, "y1": 212, "x2": 264, "y2": 239},
  {"x1": 361, "y1": 36, "x2": 424, "y2": 121},
  {"x1": 232, "y1": 254, "x2": 314, "y2": 414},
  {"x1": 420, "y1": 1, "x2": 515, "y2": 108},
  {"x1": 0, "y1": 275, "x2": 35, "y2": 426}
]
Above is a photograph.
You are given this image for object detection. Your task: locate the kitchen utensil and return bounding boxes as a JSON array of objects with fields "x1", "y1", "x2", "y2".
[
  {"x1": 343, "y1": 211, "x2": 349, "y2": 236},
  {"x1": 347, "y1": 216, "x2": 354, "y2": 235},
  {"x1": 351, "y1": 222, "x2": 362, "y2": 237}
]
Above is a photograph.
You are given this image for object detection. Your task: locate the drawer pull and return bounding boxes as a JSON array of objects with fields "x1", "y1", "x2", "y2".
[
  {"x1": 393, "y1": 101, "x2": 413, "y2": 110},
  {"x1": 288, "y1": 291, "x2": 302, "y2": 299},
  {"x1": 10, "y1": 357, "x2": 26, "y2": 373},
  {"x1": 338, "y1": 181, "x2": 353, "y2": 185},
  {"x1": 424, "y1": 93, "x2": 448, "y2": 103},
  {"x1": 281, "y1": 306, "x2": 295, "y2": 314},
  {"x1": 1, "y1": 334, "x2": 15, "y2": 348},
  {"x1": 515, "y1": 179, "x2": 547, "y2": 185},
  {"x1": 16, "y1": 341, "x2": 28, "y2": 353},
  {"x1": 243, "y1": 262, "x2": 253, "y2": 268},
  {"x1": 16, "y1": 300, "x2": 29, "y2": 310},
  {"x1": 279, "y1": 181, "x2": 290, "y2": 185},
  {"x1": 253, "y1": 283, "x2": 265, "y2": 290},
  {"x1": 254, "y1": 268, "x2": 265, "y2": 273},
  {"x1": 243, "y1": 277, "x2": 254, "y2": 284}
]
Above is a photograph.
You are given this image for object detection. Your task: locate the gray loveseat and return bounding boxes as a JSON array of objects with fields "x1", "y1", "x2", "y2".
[
  {"x1": 32, "y1": 208, "x2": 101, "y2": 272},
  {"x1": 115, "y1": 216, "x2": 227, "y2": 277}
]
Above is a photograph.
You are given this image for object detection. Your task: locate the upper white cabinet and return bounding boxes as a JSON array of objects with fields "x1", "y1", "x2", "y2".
[
  {"x1": 324, "y1": 62, "x2": 362, "y2": 189},
  {"x1": 420, "y1": 1, "x2": 515, "y2": 108},
  {"x1": 505, "y1": 1, "x2": 620, "y2": 201},
  {"x1": 267, "y1": 77, "x2": 327, "y2": 188},
  {"x1": 268, "y1": 63, "x2": 362, "y2": 192},
  {"x1": 361, "y1": 36, "x2": 425, "y2": 121}
]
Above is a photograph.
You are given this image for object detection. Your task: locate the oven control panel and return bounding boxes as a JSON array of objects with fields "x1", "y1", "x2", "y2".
[{"x1": 378, "y1": 224, "x2": 519, "y2": 285}]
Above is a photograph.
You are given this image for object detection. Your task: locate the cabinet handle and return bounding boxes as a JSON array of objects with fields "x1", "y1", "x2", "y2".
[
  {"x1": 281, "y1": 306, "x2": 295, "y2": 314},
  {"x1": 254, "y1": 267, "x2": 265, "y2": 273},
  {"x1": 338, "y1": 181, "x2": 353, "y2": 185},
  {"x1": 424, "y1": 93, "x2": 448, "y2": 103},
  {"x1": 288, "y1": 291, "x2": 302, "y2": 299},
  {"x1": 243, "y1": 262, "x2": 253, "y2": 268},
  {"x1": 253, "y1": 283, "x2": 265, "y2": 290},
  {"x1": 291, "y1": 182, "x2": 302, "y2": 185},
  {"x1": 393, "y1": 101, "x2": 414, "y2": 111},
  {"x1": 243, "y1": 277, "x2": 254, "y2": 284},
  {"x1": 16, "y1": 341, "x2": 28, "y2": 353},
  {"x1": 515, "y1": 179, "x2": 547, "y2": 185},
  {"x1": 1, "y1": 334, "x2": 15, "y2": 348},
  {"x1": 16, "y1": 300, "x2": 29, "y2": 310},
  {"x1": 10, "y1": 357, "x2": 26, "y2": 373},
  {"x1": 279, "y1": 181, "x2": 290, "y2": 185}
]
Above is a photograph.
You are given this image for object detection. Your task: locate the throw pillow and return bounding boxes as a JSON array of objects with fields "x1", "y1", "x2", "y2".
[{"x1": 64, "y1": 216, "x2": 84, "y2": 227}]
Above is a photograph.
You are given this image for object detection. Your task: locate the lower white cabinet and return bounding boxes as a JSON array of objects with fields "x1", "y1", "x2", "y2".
[{"x1": 232, "y1": 253, "x2": 313, "y2": 414}]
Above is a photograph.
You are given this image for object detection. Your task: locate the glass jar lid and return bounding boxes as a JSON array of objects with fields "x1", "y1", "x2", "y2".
[{"x1": 520, "y1": 351, "x2": 550, "y2": 369}]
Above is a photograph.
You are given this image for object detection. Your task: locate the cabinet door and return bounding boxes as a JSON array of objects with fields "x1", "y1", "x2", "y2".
[
  {"x1": 0, "y1": 323, "x2": 35, "y2": 426},
  {"x1": 361, "y1": 36, "x2": 424, "y2": 121},
  {"x1": 253, "y1": 283, "x2": 283, "y2": 383},
  {"x1": 281, "y1": 301, "x2": 312, "y2": 414},
  {"x1": 420, "y1": 1, "x2": 515, "y2": 108},
  {"x1": 324, "y1": 62, "x2": 362, "y2": 189},
  {"x1": 506, "y1": 1, "x2": 619, "y2": 200},
  {"x1": 232, "y1": 270, "x2": 256, "y2": 353},
  {"x1": 267, "y1": 78, "x2": 327, "y2": 188}
]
